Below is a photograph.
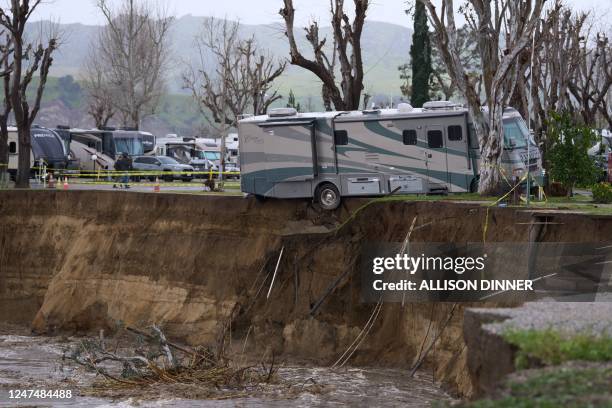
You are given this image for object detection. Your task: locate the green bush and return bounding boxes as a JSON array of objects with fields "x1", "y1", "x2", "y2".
[
  {"x1": 592, "y1": 182, "x2": 612, "y2": 203},
  {"x1": 546, "y1": 112, "x2": 599, "y2": 196}
]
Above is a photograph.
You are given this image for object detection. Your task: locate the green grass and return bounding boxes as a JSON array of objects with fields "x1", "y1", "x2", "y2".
[
  {"x1": 502, "y1": 329, "x2": 612, "y2": 369},
  {"x1": 465, "y1": 365, "x2": 612, "y2": 408},
  {"x1": 373, "y1": 193, "x2": 496, "y2": 203},
  {"x1": 366, "y1": 192, "x2": 612, "y2": 215}
]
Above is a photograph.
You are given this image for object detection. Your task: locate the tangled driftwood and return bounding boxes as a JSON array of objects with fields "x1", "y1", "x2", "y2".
[{"x1": 64, "y1": 324, "x2": 280, "y2": 396}]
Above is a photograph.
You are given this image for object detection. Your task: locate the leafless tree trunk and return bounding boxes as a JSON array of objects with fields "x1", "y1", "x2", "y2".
[
  {"x1": 0, "y1": 32, "x2": 13, "y2": 184},
  {"x1": 0, "y1": 0, "x2": 58, "y2": 188},
  {"x1": 279, "y1": 0, "x2": 369, "y2": 111},
  {"x1": 83, "y1": 54, "x2": 116, "y2": 129},
  {"x1": 421, "y1": 0, "x2": 546, "y2": 195},
  {"x1": 94, "y1": 0, "x2": 173, "y2": 129}
]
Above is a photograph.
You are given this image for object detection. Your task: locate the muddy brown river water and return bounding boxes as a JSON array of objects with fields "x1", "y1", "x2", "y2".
[{"x1": 0, "y1": 331, "x2": 453, "y2": 407}]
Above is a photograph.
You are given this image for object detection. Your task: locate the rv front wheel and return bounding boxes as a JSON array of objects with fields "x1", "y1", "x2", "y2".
[{"x1": 316, "y1": 183, "x2": 341, "y2": 211}]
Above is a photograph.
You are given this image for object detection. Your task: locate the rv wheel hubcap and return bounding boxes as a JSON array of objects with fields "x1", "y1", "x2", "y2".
[{"x1": 321, "y1": 188, "x2": 337, "y2": 206}]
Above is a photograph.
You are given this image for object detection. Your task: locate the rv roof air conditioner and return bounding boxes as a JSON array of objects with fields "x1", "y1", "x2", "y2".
[
  {"x1": 268, "y1": 107, "x2": 297, "y2": 117},
  {"x1": 362, "y1": 109, "x2": 381, "y2": 115},
  {"x1": 397, "y1": 103, "x2": 413, "y2": 113},
  {"x1": 422, "y1": 100, "x2": 459, "y2": 111}
]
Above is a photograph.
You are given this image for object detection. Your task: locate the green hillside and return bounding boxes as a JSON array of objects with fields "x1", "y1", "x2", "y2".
[
  {"x1": 25, "y1": 16, "x2": 413, "y2": 134},
  {"x1": 32, "y1": 16, "x2": 411, "y2": 98}
]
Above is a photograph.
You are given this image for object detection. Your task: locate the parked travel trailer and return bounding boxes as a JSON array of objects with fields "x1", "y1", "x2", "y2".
[
  {"x1": 238, "y1": 102, "x2": 542, "y2": 209},
  {"x1": 6, "y1": 126, "x2": 68, "y2": 178}
]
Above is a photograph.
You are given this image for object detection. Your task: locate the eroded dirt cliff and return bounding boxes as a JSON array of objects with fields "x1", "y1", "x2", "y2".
[{"x1": 1, "y1": 191, "x2": 610, "y2": 397}]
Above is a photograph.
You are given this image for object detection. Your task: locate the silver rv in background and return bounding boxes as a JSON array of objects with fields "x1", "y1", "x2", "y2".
[{"x1": 238, "y1": 101, "x2": 542, "y2": 209}]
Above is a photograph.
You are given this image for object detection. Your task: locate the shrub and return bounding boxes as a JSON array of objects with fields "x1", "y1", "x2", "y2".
[
  {"x1": 546, "y1": 112, "x2": 599, "y2": 197},
  {"x1": 592, "y1": 182, "x2": 612, "y2": 203}
]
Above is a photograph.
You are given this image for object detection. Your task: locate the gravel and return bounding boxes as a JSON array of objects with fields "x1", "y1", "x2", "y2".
[{"x1": 469, "y1": 296, "x2": 612, "y2": 338}]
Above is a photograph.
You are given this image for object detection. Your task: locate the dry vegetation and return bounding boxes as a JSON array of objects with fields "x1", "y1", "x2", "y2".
[{"x1": 63, "y1": 325, "x2": 327, "y2": 401}]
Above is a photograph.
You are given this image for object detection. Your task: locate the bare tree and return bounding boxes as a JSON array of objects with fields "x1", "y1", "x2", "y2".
[
  {"x1": 569, "y1": 32, "x2": 612, "y2": 127},
  {"x1": 527, "y1": 4, "x2": 584, "y2": 143},
  {"x1": 83, "y1": 56, "x2": 117, "y2": 129},
  {"x1": 527, "y1": 3, "x2": 612, "y2": 142},
  {"x1": 0, "y1": 32, "x2": 13, "y2": 185},
  {"x1": 183, "y1": 17, "x2": 285, "y2": 180},
  {"x1": 421, "y1": 0, "x2": 546, "y2": 195},
  {"x1": 279, "y1": 0, "x2": 369, "y2": 111},
  {"x1": 399, "y1": 27, "x2": 480, "y2": 102},
  {"x1": 431, "y1": 27, "x2": 481, "y2": 101},
  {"x1": 0, "y1": 0, "x2": 59, "y2": 188},
  {"x1": 183, "y1": 18, "x2": 286, "y2": 128},
  {"x1": 94, "y1": 0, "x2": 173, "y2": 128}
]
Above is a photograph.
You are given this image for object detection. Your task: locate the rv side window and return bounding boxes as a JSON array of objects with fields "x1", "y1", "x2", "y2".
[
  {"x1": 9, "y1": 141, "x2": 16, "y2": 154},
  {"x1": 334, "y1": 130, "x2": 348, "y2": 146},
  {"x1": 448, "y1": 125, "x2": 463, "y2": 141},
  {"x1": 402, "y1": 130, "x2": 417, "y2": 145},
  {"x1": 427, "y1": 130, "x2": 444, "y2": 148}
]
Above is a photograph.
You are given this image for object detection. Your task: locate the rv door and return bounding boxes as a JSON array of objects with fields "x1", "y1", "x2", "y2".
[
  {"x1": 424, "y1": 125, "x2": 448, "y2": 190},
  {"x1": 258, "y1": 120, "x2": 317, "y2": 183}
]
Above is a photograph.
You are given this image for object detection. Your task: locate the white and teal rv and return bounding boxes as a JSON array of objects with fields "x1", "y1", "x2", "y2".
[{"x1": 238, "y1": 101, "x2": 542, "y2": 209}]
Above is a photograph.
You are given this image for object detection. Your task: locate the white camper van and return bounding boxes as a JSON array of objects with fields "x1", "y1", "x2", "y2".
[{"x1": 238, "y1": 102, "x2": 542, "y2": 209}]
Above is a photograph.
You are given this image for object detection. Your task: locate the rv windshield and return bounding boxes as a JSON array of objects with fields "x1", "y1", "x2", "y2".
[
  {"x1": 502, "y1": 119, "x2": 529, "y2": 149},
  {"x1": 114, "y1": 137, "x2": 144, "y2": 156},
  {"x1": 193, "y1": 151, "x2": 204, "y2": 159},
  {"x1": 204, "y1": 151, "x2": 221, "y2": 161}
]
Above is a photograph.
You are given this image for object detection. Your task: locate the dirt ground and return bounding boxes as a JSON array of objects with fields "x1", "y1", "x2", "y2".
[{"x1": 0, "y1": 190, "x2": 611, "y2": 399}]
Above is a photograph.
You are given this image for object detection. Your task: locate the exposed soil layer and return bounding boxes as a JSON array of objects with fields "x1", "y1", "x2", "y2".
[{"x1": 0, "y1": 190, "x2": 610, "y2": 397}]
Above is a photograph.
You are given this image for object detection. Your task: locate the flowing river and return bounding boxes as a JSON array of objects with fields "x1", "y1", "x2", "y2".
[{"x1": 0, "y1": 329, "x2": 453, "y2": 407}]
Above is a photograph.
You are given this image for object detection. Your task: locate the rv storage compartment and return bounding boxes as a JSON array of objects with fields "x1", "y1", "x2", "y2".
[
  {"x1": 347, "y1": 177, "x2": 381, "y2": 195},
  {"x1": 389, "y1": 175, "x2": 425, "y2": 193}
]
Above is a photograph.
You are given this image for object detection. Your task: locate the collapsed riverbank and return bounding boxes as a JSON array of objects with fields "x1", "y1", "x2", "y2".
[{"x1": 0, "y1": 190, "x2": 610, "y2": 400}]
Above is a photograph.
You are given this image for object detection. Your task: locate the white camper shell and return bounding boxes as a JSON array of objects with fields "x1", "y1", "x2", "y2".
[{"x1": 238, "y1": 102, "x2": 542, "y2": 209}]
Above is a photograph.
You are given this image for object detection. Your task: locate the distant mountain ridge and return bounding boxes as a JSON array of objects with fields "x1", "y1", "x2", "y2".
[
  {"x1": 32, "y1": 15, "x2": 412, "y2": 97},
  {"x1": 27, "y1": 15, "x2": 412, "y2": 134}
]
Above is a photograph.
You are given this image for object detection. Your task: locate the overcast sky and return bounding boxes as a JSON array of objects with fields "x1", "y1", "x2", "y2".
[{"x1": 30, "y1": 0, "x2": 612, "y2": 27}]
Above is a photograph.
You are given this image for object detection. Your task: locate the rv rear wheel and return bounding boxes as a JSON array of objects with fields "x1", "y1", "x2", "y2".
[{"x1": 316, "y1": 183, "x2": 341, "y2": 211}]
